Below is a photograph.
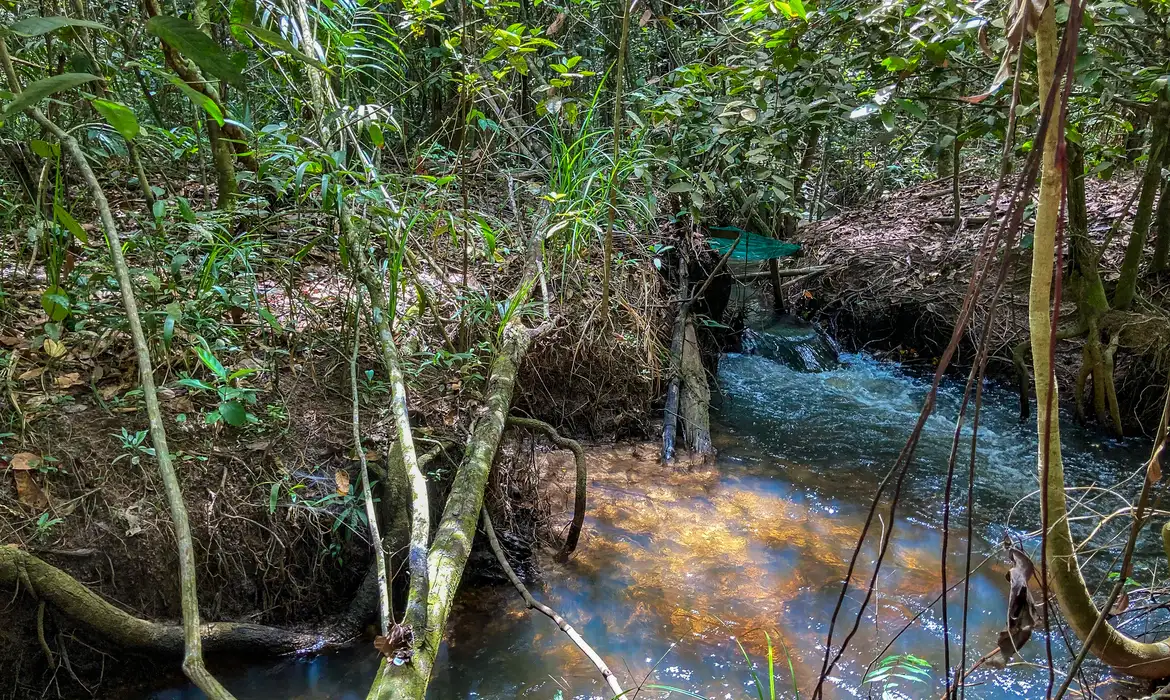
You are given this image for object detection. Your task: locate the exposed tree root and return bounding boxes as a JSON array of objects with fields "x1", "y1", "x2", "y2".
[
  {"x1": 481, "y1": 510, "x2": 624, "y2": 696},
  {"x1": 506, "y1": 416, "x2": 587, "y2": 561},
  {"x1": 0, "y1": 546, "x2": 366, "y2": 656}
]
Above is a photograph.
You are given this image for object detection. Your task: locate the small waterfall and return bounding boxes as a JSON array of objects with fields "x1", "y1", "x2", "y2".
[{"x1": 741, "y1": 316, "x2": 840, "y2": 372}]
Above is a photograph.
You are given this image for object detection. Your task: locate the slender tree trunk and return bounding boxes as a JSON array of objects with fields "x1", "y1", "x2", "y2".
[
  {"x1": 0, "y1": 38, "x2": 236, "y2": 700},
  {"x1": 1114, "y1": 102, "x2": 1167, "y2": 309},
  {"x1": 1031, "y1": 9, "x2": 1170, "y2": 678},
  {"x1": 602, "y1": 0, "x2": 632, "y2": 321},
  {"x1": 1152, "y1": 121, "x2": 1170, "y2": 273}
]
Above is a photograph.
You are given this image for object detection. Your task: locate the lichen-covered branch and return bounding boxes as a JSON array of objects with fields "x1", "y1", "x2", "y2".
[
  {"x1": 366, "y1": 322, "x2": 532, "y2": 700},
  {"x1": 0, "y1": 546, "x2": 360, "y2": 655}
]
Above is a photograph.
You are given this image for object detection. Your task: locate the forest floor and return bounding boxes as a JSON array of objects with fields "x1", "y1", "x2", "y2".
[
  {"x1": 791, "y1": 173, "x2": 1170, "y2": 434},
  {"x1": 0, "y1": 175, "x2": 675, "y2": 698}
]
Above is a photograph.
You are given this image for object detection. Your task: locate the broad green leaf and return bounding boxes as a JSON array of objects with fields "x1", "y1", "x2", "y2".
[
  {"x1": 789, "y1": 0, "x2": 807, "y2": 19},
  {"x1": 91, "y1": 98, "x2": 139, "y2": 141},
  {"x1": 177, "y1": 377, "x2": 214, "y2": 391},
  {"x1": 229, "y1": 0, "x2": 257, "y2": 42},
  {"x1": 29, "y1": 139, "x2": 58, "y2": 158},
  {"x1": 1, "y1": 72, "x2": 102, "y2": 120},
  {"x1": 368, "y1": 122, "x2": 384, "y2": 148},
  {"x1": 53, "y1": 204, "x2": 89, "y2": 244},
  {"x1": 146, "y1": 15, "x2": 243, "y2": 85},
  {"x1": 218, "y1": 400, "x2": 248, "y2": 427},
  {"x1": 666, "y1": 181, "x2": 693, "y2": 193},
  {"x1": 233, "y1": 23, "x2": 329, "y2": 71},
  {"x1": 196, "y1": 345, "x2": 228, "y2": 380},
  {"x1": 258, "y1": 307, "x2": 282, "y2": 332},
  {"x1": 9, "y1": 16, "x2": 112, "y2": 37},
  {"x1": 41, "y1": 284, "x2": 71, "y2": 322}
]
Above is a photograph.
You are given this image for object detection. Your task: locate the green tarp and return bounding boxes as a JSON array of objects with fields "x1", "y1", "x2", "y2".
[{"x1": 707, "y1": 226, "x2": 801, "y2": 261}]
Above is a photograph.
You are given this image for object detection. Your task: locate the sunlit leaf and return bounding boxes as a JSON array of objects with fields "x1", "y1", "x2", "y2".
[
  {"x1": 53, "y1": 204, "x2": 89, "y2": 245},
  {"x1": 91, "y1": 98, "x2": 140, "y2": 141}
]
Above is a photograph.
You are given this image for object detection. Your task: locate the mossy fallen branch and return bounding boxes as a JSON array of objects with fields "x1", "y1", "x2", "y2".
[{"x1": 0, "y1": 546, "x2": 363, "y2": 656}]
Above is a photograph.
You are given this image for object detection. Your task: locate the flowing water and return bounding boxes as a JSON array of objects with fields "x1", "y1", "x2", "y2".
[{"x1": 153, "y1": 335, "x2": 1156, "y2": 700}]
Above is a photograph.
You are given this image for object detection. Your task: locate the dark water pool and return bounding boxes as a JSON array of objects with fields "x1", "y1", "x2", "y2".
[{"x1": 154, "y1": 351, "x2": 1155, "y2": 699}]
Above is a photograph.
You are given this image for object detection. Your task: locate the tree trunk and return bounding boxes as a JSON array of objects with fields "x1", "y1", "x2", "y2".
[
  {"x1": 1152, "y1": 124, "x2": 1170, "y2": 273},
  {"x1": 1114, "y1": 101, "x2": 1167, "y2": 309},
  {"x1": 1032, "y1": 8, "x2": 1170, "y2": 677},
  {"x1": 366, "y1": 323, "x2": 533, "y2": 700}
]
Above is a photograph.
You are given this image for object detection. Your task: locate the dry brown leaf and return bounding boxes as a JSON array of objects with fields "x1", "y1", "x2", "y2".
[
  {"x1": 18, "y1": 367, "x2": 45, "y2": 381},
  {"x1": 1110, "y1": 588, "x2": 1130, "y2": 616},
  {"x1": 639, "y1": 8, "x2": 653, "y2": 26},
  {"x1": 99, "y1": 383, "x2": 129, "y2": 401},
  {"x1": 54, "y1": 372, "x2": 83, "y2": 389},
  {"x1": 0, "y1": 336, "x2": 22, "y2": 347},
  {"x1": 978, "y1": 23, "x2": 993, "y2": 58},
  {"x1": 1150, "y1": 443, "x2": 1164, "y2": 484},
  {"x1": 9, "y1": 452, "x2": 40, "y2": 470},
  {"x1": 546, "y1": 12, "x2": 566, "y2": 36},
  {"x1": 335, "y1": 469, "x2": 351, "y2": 496},
  {"x1": 14, "y1": 471, "x2": 49, "y2": 510},
  {"x1": 43, "y1": 338, "x2": 66, "y2": 359}
]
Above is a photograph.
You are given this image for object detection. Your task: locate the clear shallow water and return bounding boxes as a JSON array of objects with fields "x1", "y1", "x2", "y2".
[{"x1": 153, "y1": 352, "x2": 1154, "y2": 700}]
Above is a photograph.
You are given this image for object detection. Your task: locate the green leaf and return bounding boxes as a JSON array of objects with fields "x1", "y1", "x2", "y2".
[
  {"x1": 233, "y1": 23, "x2": 329, "y2": 72},
  {"x1": 666, "y1": 181, "x2": 693, "y2": 193},
  {"x1": 789, "y1": 0, "x2": 807, "y2": 20},
  {"x1": 177, "y1": 377, "x2": 214, "y2": 391},
  {"x1": 9, "y1": 16, "x2": 112, "y2": 37},
  {"x1": 368, "y1": 122, "x2": 384, "y2": 148},
  {"x1": 53, "y1": 204, "x2": 89, "y2": 244},
  {"x1": 91, "y1": 98, "x2": 139, "y2": 141},
  {"x1": 218, "y1": 400, "x2": 248, "y2": 427},
  {"x1": 196, "y1": 345, "x2": 228, "y2": 380},
  {"x1": 258, "y1": 307, "x2": 282, "y2": 331},
  {"x1": 152, "y1": 199, "x2": 166, "y2": 219},
  {"x1": 41, "y1": 284, "x2": 71, "y2": 322},
  {"x1": 146, "y1": 15, "x2": 243, "y2": 85},
  {"x1": 229, "y1": 0, "x2": 257, "y2": 42},
  {"x1": 162, "y1": 70, "x2": 224, "y2": 125},
  {"x1": 2, "y1": 73, "x2": 102, "y2": 120},
  {"x1": 29, "y1": 139, "x2": 58, "y2": 158},
  {"x1": 177, "y1": 196, "x2": 196, "y2": 223}
]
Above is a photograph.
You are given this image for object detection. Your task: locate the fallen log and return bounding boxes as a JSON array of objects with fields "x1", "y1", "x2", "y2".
[{"x1": 366, "y1": 321, "x2": 534, "y2": 700}]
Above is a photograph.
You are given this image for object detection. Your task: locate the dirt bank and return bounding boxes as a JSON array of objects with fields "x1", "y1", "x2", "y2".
[{"x1": 788, "y1": 174, "x2": 1170, "y2": 435}]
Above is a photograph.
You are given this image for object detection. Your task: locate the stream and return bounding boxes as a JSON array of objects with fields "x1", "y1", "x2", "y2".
[{"x1": 153, "y1": 334, "x2": 1156, "y2": 699}]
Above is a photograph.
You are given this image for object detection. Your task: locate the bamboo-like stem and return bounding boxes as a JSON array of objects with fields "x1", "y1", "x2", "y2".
[
  {"x1": 481, "y1": 510, "x2": 624, "y2": 697},
  {"x1": 350, "y1": 293, "x2": 392, "y2": 637},
  {"x1": 601, "y1": 0, "x2": 632, "y2": 321},
  {"x1": 0, "y1": 37, "x2": 235, "y2": 700}
]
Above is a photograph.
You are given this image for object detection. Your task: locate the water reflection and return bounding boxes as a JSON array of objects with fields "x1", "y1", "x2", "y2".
[{"x1": 153, "y1": 352, "x2": 1153, "y2": 700}]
